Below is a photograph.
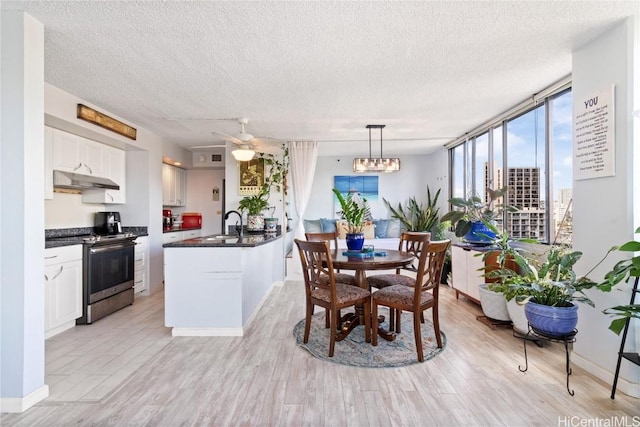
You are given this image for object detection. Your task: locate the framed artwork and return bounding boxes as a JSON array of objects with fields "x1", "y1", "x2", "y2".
[
  {"x1": 333, "y1": 175, "x2": 379, "y2": 212},
  {"x1": 239, "y1": 158, "x2": 265, "y2": 195}
]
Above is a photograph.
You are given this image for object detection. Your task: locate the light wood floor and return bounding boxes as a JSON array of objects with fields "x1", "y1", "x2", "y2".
[{"x1": 2, "y1": 280, "x2": 638, "y2": 426}]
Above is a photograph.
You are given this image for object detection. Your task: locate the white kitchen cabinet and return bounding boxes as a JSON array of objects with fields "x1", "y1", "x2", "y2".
[
  {"x1": 82, "y1": 145, "x2": 126, "y2": 204},
  {"x1": 162, "y1": 231, "x2": 184, "y2": 244},
  {"x1": 45, "y1": 126, "x2": 54, "y2": 199},
  {"x1": 183, "y1": 229, "x2": 201, "y2": 239},
  {"x1": 134, "y1": 236, "x2": 149, "y2": 294},
  {"x1": 52, "y1": 128, "x2": 107, "y2": 177},
  {"x1": 451, "y1": 245, "x2": 486, "y2": 303},
  {"x1": 44, "y1": 245, "x2": 83, "y2": 339},
  {"x1": 162, "y1": 163, "x2": 186, "y2": 206}
]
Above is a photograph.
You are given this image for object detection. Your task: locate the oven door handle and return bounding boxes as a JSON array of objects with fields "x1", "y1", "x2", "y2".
[{"x1": 90, "y1": 242, "x2": 135, "y2": 253}]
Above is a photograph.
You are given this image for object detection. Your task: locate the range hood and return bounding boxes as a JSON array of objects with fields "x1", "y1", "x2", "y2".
[{"x1": 53, "y1": 170, "x2": 119, "y2": 191}]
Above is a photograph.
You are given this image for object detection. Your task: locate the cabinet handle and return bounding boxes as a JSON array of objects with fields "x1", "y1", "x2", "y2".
[
  {"x1": 107, "y1": 192, "x2": 113, "y2": 201},
  {"x1": 44, "y1": 274, "x2": 49, "y2": 281},
  {"x1": 45, "y1": 255, "x2": 58, "y2": 260},
  {"x1": 84, "y1": 164, "x2": 93, "y2": 175},
  {"x1": 51, "y1": 265, "x2": 64, "y2": 281},
  {"x1": 73, "y1": 163, "x2": 83, "y2": 171}
]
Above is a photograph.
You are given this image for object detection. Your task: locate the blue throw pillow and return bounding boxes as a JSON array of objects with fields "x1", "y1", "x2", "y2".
[
  {"x1": 373, "y1": 219, "x2": 389, "y2": 238},
  {"x1": 386, "y1": 219, "x2": 402, "y2": 238},
  {"x1": 303, "y1": 219, "x2": 322, "y2": 233},
  {"x1": 320, "y1": 218, "x2": 337, "y2": 233}
]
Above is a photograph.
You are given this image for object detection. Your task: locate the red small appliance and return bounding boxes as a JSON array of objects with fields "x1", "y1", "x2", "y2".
[{"x1": 182, "y1": 212, "x2": 202, "y2": 228}]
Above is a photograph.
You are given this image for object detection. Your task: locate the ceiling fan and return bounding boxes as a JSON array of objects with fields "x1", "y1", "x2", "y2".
[{"x1": 190, "y1": 118, "x2": 284, "y2": 160}]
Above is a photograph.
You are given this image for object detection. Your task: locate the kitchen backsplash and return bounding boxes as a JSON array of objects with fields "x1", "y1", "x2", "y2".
[{"x1": 45, "y1": 192, "x2": 106, "y2": 228}]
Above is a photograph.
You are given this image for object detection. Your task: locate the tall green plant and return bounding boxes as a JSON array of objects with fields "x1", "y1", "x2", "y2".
[
  {"x1": 383, "y1": 187, "x2": 441, "y2": 232},
  {"x1": 333, "y1": 188, "x2": 368, "y2": 233}
]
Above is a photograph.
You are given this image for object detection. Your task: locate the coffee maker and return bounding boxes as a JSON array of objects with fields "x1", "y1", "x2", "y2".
[
  {"x1": 94, "y1": 211, "x2": 123, "y2": 235},
  {"x1": 163, "y1": 209, "x2": 173, "y2": 230}
]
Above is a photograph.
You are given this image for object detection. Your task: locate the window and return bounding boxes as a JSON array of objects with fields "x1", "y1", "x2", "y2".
[{"x1": 448, "y1": 85, "x2": 573, "y2": 244}]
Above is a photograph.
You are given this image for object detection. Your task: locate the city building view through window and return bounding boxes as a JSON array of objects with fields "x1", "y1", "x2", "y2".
[{"x1": 449, "y1": 87, "x2": 573, "y2": 245}]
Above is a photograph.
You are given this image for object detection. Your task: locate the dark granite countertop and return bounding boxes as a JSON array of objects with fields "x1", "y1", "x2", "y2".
[
  {"x1": 163, "y1": 226, "x2": 201, "y2": 234},
  {"x1": 163, "y1": 232, "x2": 283, "y2": 248},
  {"x1": 45, "y1": 226, "x2": 148, "y2": 249}
]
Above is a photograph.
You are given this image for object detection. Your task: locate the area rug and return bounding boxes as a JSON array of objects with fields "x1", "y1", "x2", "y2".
[{"x1": 293, "y1": 308, "x2": 446, "y2": 367}]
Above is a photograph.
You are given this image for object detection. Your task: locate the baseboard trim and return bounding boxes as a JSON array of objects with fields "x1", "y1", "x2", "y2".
[
  {"x1": 573, "y1": 353, "x2": 640, "y2": 398},
  {"x1": 0, "y1": 384, "x2": 49, "y2": 413}
]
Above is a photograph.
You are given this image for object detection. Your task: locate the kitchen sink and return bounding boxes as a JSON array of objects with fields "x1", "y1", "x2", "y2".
[{"x1": 204, "y1": 234, "x2": 239, "y2": 241}]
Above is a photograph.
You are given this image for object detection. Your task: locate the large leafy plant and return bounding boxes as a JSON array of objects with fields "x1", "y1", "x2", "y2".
[
  {"x1": 238, "y1": 192, "x2": 270, "y2": 215},
  {"x1": 441, "y1": 186, "x2": 517, "y2": 237},
  {"x1": 383, "y1": 187, "x2": 441, "y2": 232},
  {"x1": 332, "y1": 188, "x2": 369, "y2": 234},
  {"x1": 600, "y1": 227, "x2": 640, "y2": 334}
]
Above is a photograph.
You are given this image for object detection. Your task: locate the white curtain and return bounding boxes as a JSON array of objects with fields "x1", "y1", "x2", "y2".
[{"x1": 288, "y1": 140, "x2": 319, "y2": 276}]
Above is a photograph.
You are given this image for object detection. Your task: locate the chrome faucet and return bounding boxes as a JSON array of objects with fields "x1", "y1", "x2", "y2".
[{"x1": 223, "y1": 210, "x2": 243, "y2": 237}]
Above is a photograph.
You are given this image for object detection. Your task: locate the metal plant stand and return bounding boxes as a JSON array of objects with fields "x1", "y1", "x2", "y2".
[
  {"x1": 610, "y1": 277, "x2": 640, "y2": 399},
  {"x1": 518, "y1": 325, "x2": 578, "y2": 396}
]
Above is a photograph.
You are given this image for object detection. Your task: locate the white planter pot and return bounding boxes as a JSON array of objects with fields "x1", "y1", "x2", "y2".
[
  {"x1": 478, "y1": 284, "x2": 511, "y2": 322},
  {"x1": 506, "y1": 298, "x2": 529, "y2": 334}
]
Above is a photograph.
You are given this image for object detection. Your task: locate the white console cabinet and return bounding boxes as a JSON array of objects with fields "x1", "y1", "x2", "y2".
[
  {"x1": 44, "y1": 245, "x2": 83, "y2": 339},
  {"x1": 451, "y1": 245, "x2": 486, "y2": 303}
]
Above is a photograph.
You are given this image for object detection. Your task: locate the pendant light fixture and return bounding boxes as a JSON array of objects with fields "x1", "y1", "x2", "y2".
[{"x1": 353, "y1": 124, "x2": 400, "y2": 173}]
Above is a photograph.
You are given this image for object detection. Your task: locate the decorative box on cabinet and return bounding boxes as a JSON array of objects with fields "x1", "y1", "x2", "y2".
[
  {"x1": 134, "y1": 236, "x2": 149, "y2": 294},
  {"x1": 44, "y1": 245, "x2": 83, "y2": 339}
]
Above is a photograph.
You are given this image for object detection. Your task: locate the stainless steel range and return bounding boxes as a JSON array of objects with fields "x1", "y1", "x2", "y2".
[{"x1": 76, "y1": 232, "x2": 137, "y2": 324}]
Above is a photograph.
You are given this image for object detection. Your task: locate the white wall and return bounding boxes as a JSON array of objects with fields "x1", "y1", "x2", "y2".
[
  {"x1": 304, "y1": 150, "x2": 449, "y2": 221},
  {"x1": 0, "y1": 11, "x2": 48, "y2": 412},
  {"x1": 572, "y1": 16, "x2": 640, "y2": 396},
  {"x1": 45, "y1": 193, "x2": 105, "y2": 228},
  {"x1": 186, "y1": 168, "x2": 225, "y2": 235}
]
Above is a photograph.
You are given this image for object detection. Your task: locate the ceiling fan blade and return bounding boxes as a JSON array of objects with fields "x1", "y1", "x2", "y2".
[
  {"x1": 189, "y1": 144, "x2": 227, "y2": 149},
  {"x1": 253, "y1": 144, "x2": 284, "y2": 155},
  {"x1": 211, "y1": 130, "x2": 243, "y2": 145},
  {"x1": 252, "y1": 136, "x2": 285, "y2": 144}
]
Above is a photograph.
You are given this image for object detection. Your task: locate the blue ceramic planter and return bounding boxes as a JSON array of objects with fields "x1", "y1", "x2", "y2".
[
  {"x1": 345, "y1": 233, "x2": 365, "y2": 251},
  {"x1": 525, "y1": 300, "x2": 578, "y2": 336},
  {"x1": 463, "y1": 221, "x2": 496, "y2": 244}
]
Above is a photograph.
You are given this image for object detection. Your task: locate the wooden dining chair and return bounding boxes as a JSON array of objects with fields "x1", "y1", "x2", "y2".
[
  {"x1": 371, "y1": 239, "x2": 451, "y2": 362},
  {"x1": 367, "y1": 232, "x2": 431, "y2": 288},
  {"x1": 295, "y1": 239, "x2": 371, "y2": 357},
  {"x1": 305, "y1": 231, "x2": 357, "y2": 286},
  {"x1": 367, "y1": 232, "x2": 430, "y2": 331}
]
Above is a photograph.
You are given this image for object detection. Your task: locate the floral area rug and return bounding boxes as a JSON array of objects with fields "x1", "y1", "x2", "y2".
[{"x1": 293, "y1": 307, "x2": 446, "y2": 367}]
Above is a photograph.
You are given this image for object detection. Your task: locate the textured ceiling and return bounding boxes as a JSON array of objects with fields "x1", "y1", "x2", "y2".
[{"x1": 2, "y1": 1, "x2": 638, "y2": 156}]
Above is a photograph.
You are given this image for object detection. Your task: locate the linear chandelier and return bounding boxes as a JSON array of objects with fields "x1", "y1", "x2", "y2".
[{"x1": 353, "y1": 124, "x2": 400, "y2": 173}]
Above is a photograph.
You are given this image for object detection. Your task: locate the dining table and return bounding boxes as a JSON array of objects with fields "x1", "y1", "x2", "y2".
[{"x1": 330, "y1": 248, "x2": 415, "y2": 342}]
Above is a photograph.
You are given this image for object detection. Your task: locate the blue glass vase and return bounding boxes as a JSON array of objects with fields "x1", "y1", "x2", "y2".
[
  {"x1": 463, "y1": 221, "x2": 496, "y2": 244},
  {"x1": 345, "y1": 233, "x2": 365, "y2": 251}
]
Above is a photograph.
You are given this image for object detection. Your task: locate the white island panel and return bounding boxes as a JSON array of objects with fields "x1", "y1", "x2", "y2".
[{"x1": 164, "y1": 236, "x2": 285, "y2": 336}]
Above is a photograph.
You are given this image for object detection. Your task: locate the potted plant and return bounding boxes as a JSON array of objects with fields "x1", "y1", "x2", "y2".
[
  {"x1": 476, "y1": 223, "x2": 537, "y2": 323},
  {"x1": 441, "y1": 186, "x2": 517, "y2": 244},
  {"x1": 238, "y1": 191, "x2": 269, "y2": 232},
  {"x1": 600, "y1": 227, "x2": 640, "y2": 335},
  {"x1": 332, "y1": 188, "x2": 368, "y2": 251},
  {"x1": 383, "y1": 186, "x2": 441, "y2": 233}
]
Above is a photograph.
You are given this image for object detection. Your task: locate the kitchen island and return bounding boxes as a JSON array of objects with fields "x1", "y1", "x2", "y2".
[{"x1": 163, "y1": 232, "x2": 285, "y2": 336}]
